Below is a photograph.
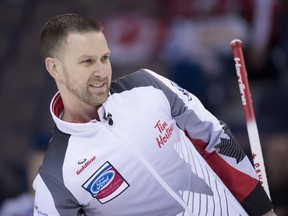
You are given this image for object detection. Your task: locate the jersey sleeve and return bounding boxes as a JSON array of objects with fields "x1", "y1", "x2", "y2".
[
  {"x1": 33, "y1": 174, "x2": 61, "y2": 216},
  {"x1": 144, "y1": 69, "x2": 273, "y2": 215},
  {"x1": 33, "y1": 171, "x2": 83, "y2": 216}
]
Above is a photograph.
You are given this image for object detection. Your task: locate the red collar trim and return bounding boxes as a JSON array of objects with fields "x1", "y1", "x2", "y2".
[{"x1": 52, "y1": 93, "x2": 64, "y2": 118}]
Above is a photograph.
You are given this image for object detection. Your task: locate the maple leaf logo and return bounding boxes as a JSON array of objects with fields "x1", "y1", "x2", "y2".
[{"x1": 214, "y1": 122, "x2": 246, "y2": 164}]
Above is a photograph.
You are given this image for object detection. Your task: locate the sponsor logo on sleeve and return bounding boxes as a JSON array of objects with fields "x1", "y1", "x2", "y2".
[
  {"x1": 34, "y1": 204, "x2": 48, "y2": 216},
  {"x1": 171, "y1": 81, "x2": 192, "y2": 101},
  {"x1": 82, "y1": 161, "x2": 129, "y2": 204}
]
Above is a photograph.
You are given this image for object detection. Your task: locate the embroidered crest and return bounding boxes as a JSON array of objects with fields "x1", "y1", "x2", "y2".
[{"x1": 82, "y1": 161, "x2": 129, "y2": 204}]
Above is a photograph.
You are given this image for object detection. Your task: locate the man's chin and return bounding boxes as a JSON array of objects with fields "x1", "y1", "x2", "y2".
[{"x1": 90, "y1": 95, "x2": 109, "y2": 107}]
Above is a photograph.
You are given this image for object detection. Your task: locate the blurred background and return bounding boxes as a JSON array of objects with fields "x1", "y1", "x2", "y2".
[{"x1": 0, "y1": 0, "x2": 287, "y2": 215}]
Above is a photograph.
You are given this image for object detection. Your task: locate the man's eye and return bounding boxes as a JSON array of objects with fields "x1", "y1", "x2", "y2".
[
  {"x1": 101, "y1": 55, "x2": 110, "y2": 62},
  {"x1": 81, "y1": 59, "x2": 94, "y2": 64}
]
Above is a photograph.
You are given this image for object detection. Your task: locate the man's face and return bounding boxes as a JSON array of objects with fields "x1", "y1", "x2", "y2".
[{"x1": 58, "y1": 31, "x2": 112, "y2": 108}]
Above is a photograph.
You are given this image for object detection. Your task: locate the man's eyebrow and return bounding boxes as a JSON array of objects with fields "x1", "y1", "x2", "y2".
[
  {"x1": 78, "y1": 55, "x2": 94, "y2": 60},
  {"x1": 104, "y1": 51, "x2": 111, "y2": 56},
  {"x1": 78, "y1": 51, "x2": 111, "y2": 59}
]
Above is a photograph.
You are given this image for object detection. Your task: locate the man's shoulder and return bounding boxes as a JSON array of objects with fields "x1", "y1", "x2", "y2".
[
  {"x1": 110, "y1": 69, "x2": 159, "y2": 93},
  {"x1": 115, "y1": 68, "x2": 152, "y2": 81},
  {"x1": 39, "y1": 126, "x2": 69, "y2": 178}
]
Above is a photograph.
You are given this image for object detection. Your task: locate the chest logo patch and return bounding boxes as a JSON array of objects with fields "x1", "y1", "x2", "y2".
[
  {"x1": 82, "y1": 161, "x2": 129, "y2": 204},
  {"x1": 154, "y1": 120, "x2": 174, "y2": 148}
]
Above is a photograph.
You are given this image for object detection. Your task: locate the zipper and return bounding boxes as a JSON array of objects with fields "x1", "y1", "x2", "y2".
[{"x1": 109, "y1": 127, "x2": 194, "y2": 216}]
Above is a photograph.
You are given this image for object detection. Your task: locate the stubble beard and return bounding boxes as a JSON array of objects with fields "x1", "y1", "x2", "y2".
[
  {"x1": 63, "y1": 69, "x2": 110, "y2": 107},
  {"x1": 69, "y1": 81, "x2": 109, "y2": 107}
]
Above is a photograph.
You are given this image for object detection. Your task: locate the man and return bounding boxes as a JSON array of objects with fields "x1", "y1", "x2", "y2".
[{"x1": 33, "y1": 13, "x2": 275, "y2": 216}]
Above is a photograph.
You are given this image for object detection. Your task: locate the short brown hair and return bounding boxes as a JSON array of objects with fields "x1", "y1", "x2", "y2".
[{"x1": 39, "y1": 13, "x2": 103, "y2": 61}]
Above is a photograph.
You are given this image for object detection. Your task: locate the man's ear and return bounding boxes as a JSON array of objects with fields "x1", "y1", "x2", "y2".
[{"x1": 45, "y1": 57, "x2": 62, "y2": 79}]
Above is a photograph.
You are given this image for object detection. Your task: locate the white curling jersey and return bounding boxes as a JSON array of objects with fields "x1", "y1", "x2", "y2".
[{"x1": 33, "y1": 69, "x2": 268, "y2": 216}]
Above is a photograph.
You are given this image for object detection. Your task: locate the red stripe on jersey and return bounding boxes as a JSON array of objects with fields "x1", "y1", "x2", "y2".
[
  {"x1": 188, "y1": 136, "x2": 207, "y2": 155},
  {"x1": 204, "y1": 151, "x2": 258, "y2": 202},
  {"x1": 187, "y1": 134, "x2": 258, "y2": 202}
]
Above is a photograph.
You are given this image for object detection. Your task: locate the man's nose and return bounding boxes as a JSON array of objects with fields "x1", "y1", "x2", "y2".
[{"x1": 92, "y1": 63, "x2": 105, "y2": 77}]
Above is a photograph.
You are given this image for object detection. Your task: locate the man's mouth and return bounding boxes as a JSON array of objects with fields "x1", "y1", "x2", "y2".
[{"x1": 89, "y1": 82, "x2": 105, "y2": 88}]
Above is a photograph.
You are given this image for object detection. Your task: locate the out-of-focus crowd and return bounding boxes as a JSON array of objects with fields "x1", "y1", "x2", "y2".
[{"x1": 0, "y1": 0, "x2": 287, "y2": 215}]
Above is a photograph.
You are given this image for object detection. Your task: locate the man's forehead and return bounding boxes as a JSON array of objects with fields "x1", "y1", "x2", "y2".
[
  {"x1": 64, "y1": 32, "x2": 108, "y2": 51},
  {"x1": 66, "y1": 31, "x2": 104, "y2": 41}
]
